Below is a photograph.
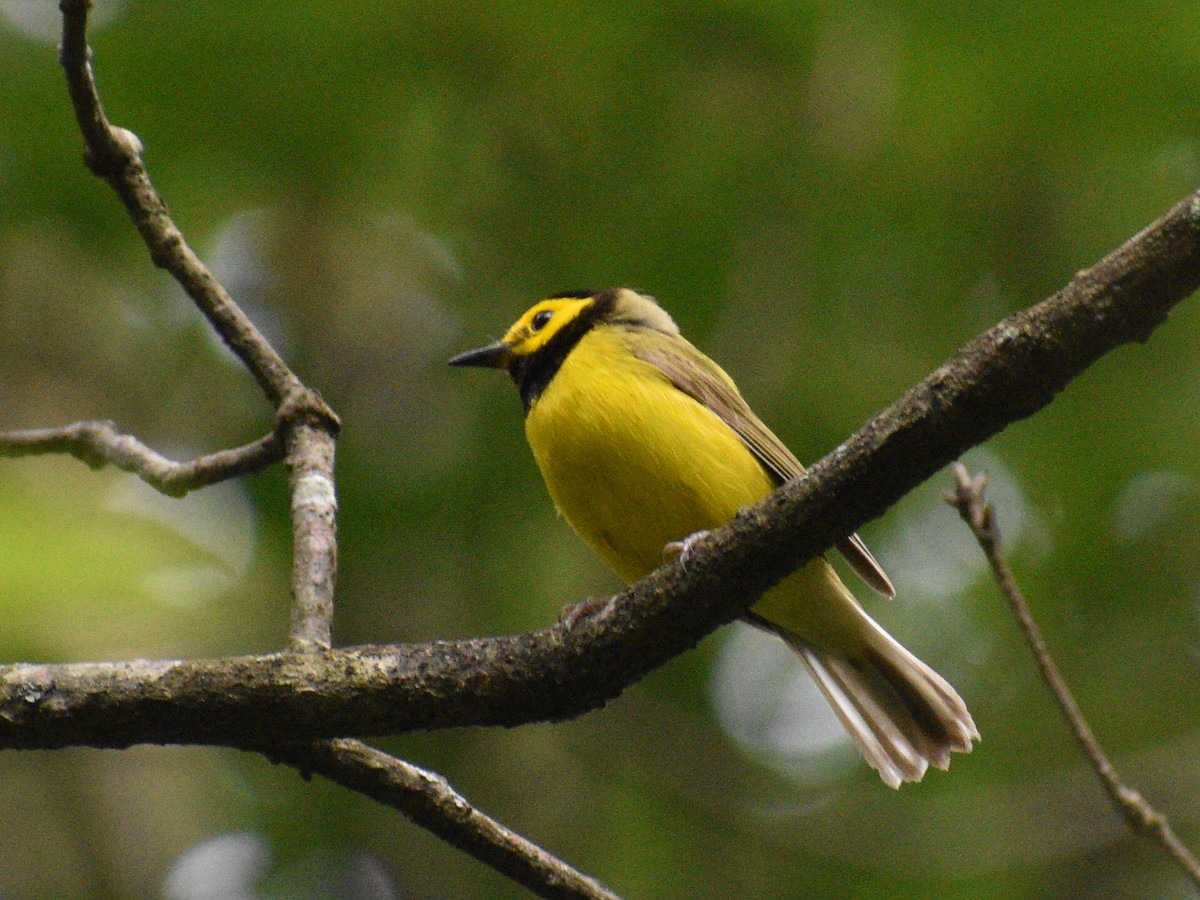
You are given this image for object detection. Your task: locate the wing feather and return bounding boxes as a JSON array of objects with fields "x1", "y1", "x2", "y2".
[{"x1": 631, "y1": 335, "x2": 894, "y2": 597}]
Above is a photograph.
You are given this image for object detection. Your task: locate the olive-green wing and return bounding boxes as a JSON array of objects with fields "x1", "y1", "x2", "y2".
[{"x1": 632, "y1": 335, "x2": 895, "y2": 598}]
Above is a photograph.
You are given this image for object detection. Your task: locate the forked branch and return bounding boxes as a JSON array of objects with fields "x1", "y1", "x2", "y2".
[{"x1": 40, "y1": 3, "x2": 616, "y2": 897}]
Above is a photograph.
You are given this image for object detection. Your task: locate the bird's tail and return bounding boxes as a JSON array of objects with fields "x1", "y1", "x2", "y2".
[{"x1": 767, "y1": 615, "x2": 979, "y2": 788}]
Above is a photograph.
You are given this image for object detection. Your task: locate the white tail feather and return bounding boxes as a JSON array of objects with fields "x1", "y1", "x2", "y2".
[{"x1": 773, "y1": 617, "x2": 978, "y2": 789}]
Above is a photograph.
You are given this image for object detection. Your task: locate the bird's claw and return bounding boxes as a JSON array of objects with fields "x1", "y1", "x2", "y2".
[
  {"x1": 663, "y1": 529, "x2": 711, "y2": 572},
  {"x1": 560, "y1": 596, "x2": 609, "y2": 629}
]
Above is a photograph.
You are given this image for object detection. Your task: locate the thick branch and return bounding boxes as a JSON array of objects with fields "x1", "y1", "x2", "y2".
[
  {"x1": 0, "y1": 421, "x2": 280, "y2": 497},
  {"x1": 2, "y1": 186, "x2": 1200, "y2": 749},
  {"x1": 946, "y1": 465, "x2": 1200, "y2": 889}
]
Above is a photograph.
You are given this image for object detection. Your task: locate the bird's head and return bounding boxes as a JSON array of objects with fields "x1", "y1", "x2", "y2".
[{"x1": 448, "y1": 288, "x2": 677, "y2": 409}]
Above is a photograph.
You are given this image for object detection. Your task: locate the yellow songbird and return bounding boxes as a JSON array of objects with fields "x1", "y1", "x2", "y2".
[{"x1": 450, "y1": 288, "x2": 977, "y2": 786}]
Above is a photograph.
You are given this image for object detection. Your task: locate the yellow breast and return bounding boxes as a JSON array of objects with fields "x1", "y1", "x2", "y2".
[{"x1": 524, "y1": 326, "x2": 776, "y2": 583}]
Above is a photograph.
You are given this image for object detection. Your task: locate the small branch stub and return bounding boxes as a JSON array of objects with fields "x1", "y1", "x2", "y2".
[{"x1": 286, "y1": 424, "x2": 338, "y2": 651}]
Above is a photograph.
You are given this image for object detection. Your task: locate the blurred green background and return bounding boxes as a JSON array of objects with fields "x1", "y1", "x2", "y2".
[{"x1": 3, "y1": 1, "x2": 1200, "y2": 897}]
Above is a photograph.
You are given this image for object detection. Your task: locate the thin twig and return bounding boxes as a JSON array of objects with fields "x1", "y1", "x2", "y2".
[
  {"x1": 0, "y1": 421, "x2": 281, "y2": 498},
  {"x1": 58, "y1": 0, "x2": 342, "y2": 646},
  {"x1": 270, "y1": 740, "x2": 621, "y2": 900},
  {"x1": 946, "y1": 464, "x2": 1200, "y2": 889},
  {"x1": 57, "y1": 0, "x2": 301, "y2": 407}
]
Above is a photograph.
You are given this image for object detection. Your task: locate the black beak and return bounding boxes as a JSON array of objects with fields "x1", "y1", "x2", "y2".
[{"x1": 448, "y1": 341, "x2": 512, "y2": 370}]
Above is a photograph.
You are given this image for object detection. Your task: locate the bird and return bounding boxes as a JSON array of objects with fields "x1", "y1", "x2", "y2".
[{"x1": 449, "y1": 287, "x2": 977, "y2": 787}]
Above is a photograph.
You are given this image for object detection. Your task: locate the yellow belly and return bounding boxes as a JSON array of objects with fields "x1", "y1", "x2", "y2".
[{"x1": 524, "y1": 328, "x2": 864, "y2": 650}]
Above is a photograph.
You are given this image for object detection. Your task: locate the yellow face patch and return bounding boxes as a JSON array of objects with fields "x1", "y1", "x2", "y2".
[{"x1": 502, "y1": 297, "x2": 595, "y2": 358}]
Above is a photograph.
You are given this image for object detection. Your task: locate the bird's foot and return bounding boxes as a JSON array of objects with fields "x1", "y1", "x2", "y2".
[
  {"x1": 560, "y1": 596, "x2": 609, "y2": 629},
  {"x1": 663, "y1": 529, "x2": 712, "y2": 572}
]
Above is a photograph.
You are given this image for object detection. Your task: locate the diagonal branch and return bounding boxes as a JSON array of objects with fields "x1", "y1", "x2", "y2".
[
  {"x1": 270, "y1": 741, "x2": 621, "y2": 900},
  {"x1": 0, "y1": 421, "x2": 281, "y2": 498},
  {"x1": 2, "y1": 183, "x2": 1200, "y2": 749},
  {"x1": 946, "y1": 465, "x2": 1200, "y2": 889},
  {"x1": 58, "y1": 0, "x2": 301, "y2": 408}
]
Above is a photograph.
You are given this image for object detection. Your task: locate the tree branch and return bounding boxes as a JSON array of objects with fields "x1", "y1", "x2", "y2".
[
  {"x1": 946, "y1": 465, "x2": 1200, "y2": 889},
  {"x1": 0, "y1": 421, "x2": 281, "y2": 497},
  {"x1": 58, "y1": 0, "x2": 301, "y2": 408},
  {"x1": 51, "y1": 4, "x2": 620, "y2": 896},
  {"x1": 270, "y1": 741, "x2": 620, "y2": 900},
  {"x1": 279, "y1": 395, "x2": 340, "y2": 652},
  {"x1": 2, "y1": 184, "x2": 1200, "y2": 748}
]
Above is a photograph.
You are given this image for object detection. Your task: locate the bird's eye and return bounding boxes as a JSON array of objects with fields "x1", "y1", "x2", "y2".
[{"x1": 530, "y1": 310, "x2": 554, "y2": 332}]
